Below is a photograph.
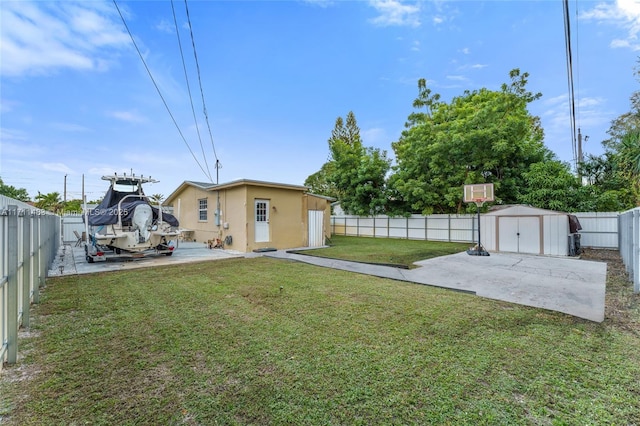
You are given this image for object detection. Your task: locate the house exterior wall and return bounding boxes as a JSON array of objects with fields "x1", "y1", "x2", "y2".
[
  {"x1": 217, "y1": 187, "x2": 248, "y2": 251},
  {"x1": 167, "y1": 181, "x2": 332, "y2": 253},
  {"x1": 172, "y1": 186, "x2": 218, "y2": 243},
  {"x1": 242, "y1": 185, "x2": 306, "y2": 252}
]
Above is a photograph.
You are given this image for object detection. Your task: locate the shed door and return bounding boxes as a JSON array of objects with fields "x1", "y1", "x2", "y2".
[
  {"x1": 498, "y1": 217, "x2": 540, "y2": 254},
  {"x1": 255, "y1": 199, "x2": 270, "y2": 243},
  {"x1": 308, "y1": 210, "x2": 324, "y2": 247}
]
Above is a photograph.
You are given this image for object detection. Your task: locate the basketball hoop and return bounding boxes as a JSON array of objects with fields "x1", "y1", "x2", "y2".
[
  {"x1": 473, "y1": 198, "x2": 486, "y2": 207},
  {"x1": 463, "y1": 183, "x2": 494, "y2": 257}
]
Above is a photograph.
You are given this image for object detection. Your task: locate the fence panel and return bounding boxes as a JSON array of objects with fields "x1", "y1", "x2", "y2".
[
  {"x1": 331, "y1": 212, "x2": 619, "y2": 248},
  {"x1": 574, "y1": 212, "x2": 619, "y2": 249},
  {"x1": 61, "y1": 213, "x2": 85, "y2": 243},
  {"x1": 331, "y1": 214, "x2": 478, "y2": 243},
  {"x1": 0, "y1": 196, "x2": 59, "y2": 370},
  {"x1": 618, "y1": 208, "x2": 640, "y2": 293}
]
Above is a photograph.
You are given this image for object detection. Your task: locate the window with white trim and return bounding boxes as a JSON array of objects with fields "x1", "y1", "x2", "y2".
[{"x1": 199, "y1": 198, "x2": 208, "y2": 221}]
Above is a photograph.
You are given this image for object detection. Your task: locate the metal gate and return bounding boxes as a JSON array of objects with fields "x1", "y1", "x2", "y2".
[{"x1": 308, "y1": 210, "x2": 324, "y2": 247}]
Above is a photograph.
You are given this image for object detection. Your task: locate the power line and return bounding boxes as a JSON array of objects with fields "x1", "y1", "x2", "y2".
[
  {"x1": 112, "y1": 0, "x2": 211, "y2": 181},
  {"x1": 184, "y1": 0, "x2": 220, "y2": 164},
  {"x1": 563, "y1": 0, "x2": 578, "y2": 170},
  {"x1": 170, "y1": 0, "x2": 212, "y2": 182}
]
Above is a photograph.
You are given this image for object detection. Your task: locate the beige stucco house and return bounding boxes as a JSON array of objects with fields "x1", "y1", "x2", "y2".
[{"x1": 164, "y1": 179, "x2": 333, "y2": 252}]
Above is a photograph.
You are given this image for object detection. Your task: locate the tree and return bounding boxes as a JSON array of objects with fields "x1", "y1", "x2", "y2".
[
  {"x1": 329, "y1": 138, "x2": 390, "y2": 215},
  {"x1": 149, "y1": 194, "x2": 165, "y2": 204},
  {"x1": 35, "y1": 192, "x2": 62, "y2": 213},
  {"x1": 305, "y1": 111, "x2": 390, "y2": 214},
  {"x1": 304, "y1": 162, "x2": 338, "y2": 197},
  {"x1": 61, "y1": 199, "x2": 83, "y2": 213},
  {"x1": 389, "y1": 69, "x2": 548, "y2": 214},
  {"x1": 304, "y1": 113, "x2": 362, "y2": 199},
  {"x1": 577, "y1": 60, "x2": 640, "y2": 210},
  {"x1": 0, "y1": 177, "x2": 30, "y2": 202},
  {"x1": 518, "y1": 160, "x2": 579, "y2": 211}
]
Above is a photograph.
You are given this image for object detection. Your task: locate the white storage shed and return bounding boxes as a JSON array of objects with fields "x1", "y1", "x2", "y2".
[{"x1": 480, "y1": 205, "x2": 579, "y2": 256}]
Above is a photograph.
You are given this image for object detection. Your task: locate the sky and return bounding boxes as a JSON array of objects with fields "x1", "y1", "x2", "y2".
[{"x1": 1, "y1": 0, "x2": 639, "y2": 202}]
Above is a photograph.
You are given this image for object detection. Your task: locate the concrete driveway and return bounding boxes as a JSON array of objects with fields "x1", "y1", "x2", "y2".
[
  {"x1": 49, "y1": 241, "x2": 244, "y2": 276},
  {"x1": 263, "y1": 250, "x2": 607, "y2": 322}
]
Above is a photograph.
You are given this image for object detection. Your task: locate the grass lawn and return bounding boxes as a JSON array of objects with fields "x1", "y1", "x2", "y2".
[
  {"x1": 1, "y1": 249, "x2": 639, "y2": 424},
  {"x1": 293, "y1": 235, "x2": 471, "y2": 268}
]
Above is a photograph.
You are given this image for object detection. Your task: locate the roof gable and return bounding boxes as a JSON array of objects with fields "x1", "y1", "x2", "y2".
[{"x1": 486, "y1": 205, "x2": 566, "y2": 216}]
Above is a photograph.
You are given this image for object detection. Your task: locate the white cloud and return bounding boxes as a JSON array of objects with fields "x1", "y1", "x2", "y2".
[
  {"x1": 369, "y1": 0, "x2": 421, "y2": 28},
  {"x1": 581, "y1": 0, "x2": 640, "y2": 50},
  {"x1": 107, "y1": 110, "x2": 146, "y2": 123},
  {"x1": 361, "y1": 127, "x2": 388, "y2": 146},
  {"x1": 0, "y1": 1, "x2": 130, "y2": 77},
  {"x1": 50, "y1": 122, "x2": 91, "y2": 132},
  {"x1": 446, "y1": 75, "x2": 469, "y2": 82},
  {"x1": 42, "y1": 162, "x2": 74, "y2": 174},
  {"x1": 156, "y1": 19, "x2": 174, "y2": 35}
]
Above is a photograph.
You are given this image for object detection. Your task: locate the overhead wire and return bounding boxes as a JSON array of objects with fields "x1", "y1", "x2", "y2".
[
  {"x1": 112, "y1": 0, "x2": 211, "y2": 181},
  {"x1": 184, "y1": 0, "x2": 221, "y2": 171},
  {"x1": 563, "y1": 0, "x2": 578, "y2": 170},
  {"x1": 170, "y1": 0, "x2": 213, "y2": 182}
]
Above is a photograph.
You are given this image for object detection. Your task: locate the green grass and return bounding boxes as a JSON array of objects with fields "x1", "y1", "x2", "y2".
[
  {"x1": 1, "y1": 252, "x2": 639, "y2": 425},
  {"x1": 294, "y1": 235, "x2": 470, "y2": 268}
]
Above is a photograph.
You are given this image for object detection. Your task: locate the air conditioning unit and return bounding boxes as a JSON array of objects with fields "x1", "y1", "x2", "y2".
[{"x1": 568, "y1": 233, "x2": 581, "y2": 256}]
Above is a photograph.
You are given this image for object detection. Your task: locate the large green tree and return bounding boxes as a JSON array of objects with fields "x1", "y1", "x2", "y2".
[
  {"x1": 305, "y1": 112, "x2": 362, "y2": 199},
  {"x1": 306, "y1": 111, "x2": 390, "y2": 215},
  {"x1": 577, "y1": 61, "x2": 640, "y2": 210},
  {"x1": 329, "y1": 138, "x2": 390, "y2": 215},
  {"x1": 0, "y1": 177, "x2": 30, "y2": 202},
  {"x1": 518, "y1": 160, "x2": 580, "y2": 211},
  {"x1": 389, "y1": 69, "x2": 548, "y2": 214}
]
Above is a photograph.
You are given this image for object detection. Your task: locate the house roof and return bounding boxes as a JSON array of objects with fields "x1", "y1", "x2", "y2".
[
  {"x1": 307, "y1": 193, "x2": 336, "y2": 202},
  {"x1": 165, "y1": 179, "x2": 310, "y2": 205},
  {"x1": 164, "y1": 180, "x2": 217, "y2": 205},
  {"x1": 213, "y1": 179, "x2": 308, "y2": 192}
]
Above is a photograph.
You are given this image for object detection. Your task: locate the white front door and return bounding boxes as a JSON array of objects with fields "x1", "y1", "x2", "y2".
[{"x1": 254, "y1": 199, "x2": 270, "y2": 243}]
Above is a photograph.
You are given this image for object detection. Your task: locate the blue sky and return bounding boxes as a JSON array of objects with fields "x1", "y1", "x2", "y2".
[{"x1": 1, "y1": 0, "x2": 639, "y2": 201}]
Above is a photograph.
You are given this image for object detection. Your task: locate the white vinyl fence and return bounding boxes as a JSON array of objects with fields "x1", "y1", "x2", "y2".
[
  {"x1": 331, "y1": 214, "x2": 478, "y2": 242},
  {"x1": 331, "y1": 212, "x2": 619, "y2": 248},
  {"x1": 1, "y1": 196, "x2": 60, "y2": 370},
  {"x1": 619, "y1": 207, "x2": 640, "y2": 293}
]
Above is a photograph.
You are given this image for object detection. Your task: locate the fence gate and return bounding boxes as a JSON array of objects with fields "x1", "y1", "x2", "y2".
[{"x1": 308, "y1": 210, "x2": 324, "y2": 247}]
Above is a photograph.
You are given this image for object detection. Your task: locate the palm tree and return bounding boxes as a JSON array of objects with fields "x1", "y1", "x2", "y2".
[{"x1": 35, "y1": 192, "x2": 62, "y2": 213}]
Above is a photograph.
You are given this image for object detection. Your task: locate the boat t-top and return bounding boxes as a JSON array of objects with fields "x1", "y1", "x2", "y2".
[{"x1": 83, "y1": 173, "x2": 180, "y2": 262}]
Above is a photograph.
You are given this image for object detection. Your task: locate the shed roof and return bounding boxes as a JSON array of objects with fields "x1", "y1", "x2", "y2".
[{"x1": 485, "y1": 205, "x2": 567, "y2": 216}]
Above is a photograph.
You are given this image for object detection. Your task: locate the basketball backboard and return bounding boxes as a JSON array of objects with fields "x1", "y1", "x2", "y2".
[{"x1": 463, "y1": 183, "x2": 495, "y2": 204}]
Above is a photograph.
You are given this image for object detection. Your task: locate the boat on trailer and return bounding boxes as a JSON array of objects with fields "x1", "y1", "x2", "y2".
[{"x1": 83, "y1": 173, "x2": 180, "y2": 263}]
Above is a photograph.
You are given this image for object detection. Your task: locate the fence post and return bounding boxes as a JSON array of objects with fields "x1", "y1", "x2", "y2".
[
  {"x1": 22, "y1": 212, "x2": 32, "y2": 327},
  {"x1": 32, "y1": 213, "x2": 41, "y2": 304},
  {"x1": 7, "y1": 205, "x2": 18, "y2": 364},
  {"x1": 634, "y1": 210, "x2": 640, "y2": 293}
]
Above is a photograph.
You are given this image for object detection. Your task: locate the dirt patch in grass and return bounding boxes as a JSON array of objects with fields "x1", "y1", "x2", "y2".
[{"x1": 580, "y1": 248, "x2": 640, "y2": 335}]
